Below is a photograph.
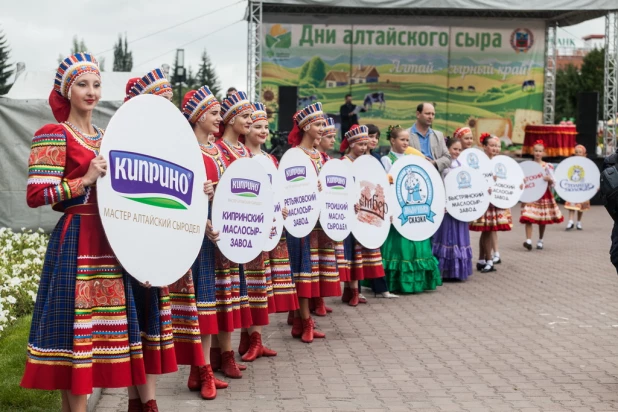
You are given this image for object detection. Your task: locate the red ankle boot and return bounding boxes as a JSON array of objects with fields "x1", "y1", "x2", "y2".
[
  {"x1": 187, "y1": 365, "x2": 201, "y2": 391},
  {"x1": 241, "y1": 332, "x2": 262, "y2": 362},
  {"x1": 301, "y1": 318, "x2": 314, "y2": 343},
  {"x1": 220, "y1": 350, "x2": 243, "y2": 379},
  {"x1": 287, "y1": 311, "x2": 294, "y2": 325},
  {"x1": 238, "y1": 331, "x2": 250, "y2": 356},
  {"x1": 210, "y1": 347, "x2": 221, "y2": 371},
  {"x1": 262, "y1": 345, "x2": 277, "y2": 356},
  {"x1": 199, "y1": 364, "x2": 217, "y2": 400},
  {"x1": 348, "y1": 288, "x2": 360, "y2": 307},
  {"x1": 214, "y1": 377, "x2": 228, "y2": 389},
  {"x1": 291, "y1": 316, "x2": 302, "y2": 338},
  {"x1": 314, "y1": 297, "x2": 327, "y2": 316},
  {"x1": 128, "y1": 398, "x2": 142, "y2": 412},
  {"x1": 142, "y1": 400, "x2": 159, "y2": 412},
  {"x1": 341, "y1": 287, "x2": 352, "y2": 303}
]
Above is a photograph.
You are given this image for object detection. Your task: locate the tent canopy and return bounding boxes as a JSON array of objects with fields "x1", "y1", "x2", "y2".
[{"x1": 261, "y1": 0, "x2": 617, "y2": 26}]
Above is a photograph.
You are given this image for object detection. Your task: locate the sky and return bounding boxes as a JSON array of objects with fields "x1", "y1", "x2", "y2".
[{"x1": 0, "y1": 0, "x2": 607, "y2": 94}]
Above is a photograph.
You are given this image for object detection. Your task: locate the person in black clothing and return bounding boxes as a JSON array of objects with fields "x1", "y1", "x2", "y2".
[
  {"x1": 339, "y1": 94, "x2": 364, "y2": 143},
  {"x1": 604, "y1": 152, "x2": 618, "y2": 273}
]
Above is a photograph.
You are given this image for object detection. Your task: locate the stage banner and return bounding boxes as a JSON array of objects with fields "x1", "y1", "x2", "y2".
[
  {"x1": 98, "y1": 94, "x2": 208, "y2": 287},
  {"x1": 261, "y1": 22, "x2": 545, "y2": 147}
]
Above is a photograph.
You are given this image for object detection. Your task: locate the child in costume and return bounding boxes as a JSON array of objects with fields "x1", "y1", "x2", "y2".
[{"x1": 565, "y1": 144, "x2": 591, "y2": 230}]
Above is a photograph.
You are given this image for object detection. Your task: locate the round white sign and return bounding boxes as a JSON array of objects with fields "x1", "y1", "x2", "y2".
[
  {"x1": 278, "y1": 148, "x2": 320, "y2": 238},
  {"x1": 460, "y1": 148, "x2": 493, "y2": 186},
  {"x1": 490, "y1": 155, "x2": 525, "y2": 209},
  {"x1": 211, "y1": 157, "x2": 274, "y2": 264},
  {"x1": 444, "y1": 166, "x2": 490, "y2": 222},
  {"x1": 98, "y1": 94, "x2": 208, "y2": 287},
  {"x1": 318, "y1": 159, "x2": 356, "y2": 241},
  {"x1": 352, "y1": 155, "x2": 393, "y2": 249},
  {"x1": 519, "y1": 161, "x2": 548, "y2": 203},
  {"x1": 554, "y1": 156, "x2": 600, "y2": 203},
  {"x1": 254, "y1": 155, "x2": 284, "y2": 252},
  {"x1": 389, "y1": 155, "x2": 445, "y2": 241}
]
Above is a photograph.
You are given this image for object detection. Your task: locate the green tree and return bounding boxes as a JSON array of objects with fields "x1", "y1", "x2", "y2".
[
  {"x1": 113, "y1": 34, "x2": 133, "y2": 72},
  {"x1": 0, "y1": 27, "x2": 14, "y2": 95},
  {"x1": 555, "y1": 64, "x2": 581, "y2": 122},
  {"x1": 196, "y1": 49, "x2": 221, "y2": 99},
  {"x1": 579, "y1": 48, "x2": 605, "y2": 116}
]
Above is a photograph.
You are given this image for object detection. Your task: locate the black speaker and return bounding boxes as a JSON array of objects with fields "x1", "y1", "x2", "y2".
[
  {"x1": 278, "y1": 86, "x2": 298, "y2": 132},
  {"x1": 576, "y1": 92, "x2": 599, "y2": 158}
]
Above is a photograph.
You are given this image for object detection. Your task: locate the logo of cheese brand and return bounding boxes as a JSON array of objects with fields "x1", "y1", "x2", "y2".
[
  {"x1": 110, "y1": 150, "x2": 194, "y2": 210},
  {"x1": 231, "y1": 178, "x2": 261, "y2": 197},
  {"x1": 285, "y1": 166, "x2": 306, "y2": 182},
  {"x1": 325, "y1": 175, "x2": 346, "y2": 189}
]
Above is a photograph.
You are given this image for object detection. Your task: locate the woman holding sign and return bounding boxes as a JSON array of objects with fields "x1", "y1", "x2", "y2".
[
  {"x1": 380, "y1": 125, "x2": 441, "y2": 294},
  {"x1": 519, "y1": 140, "x2": 563, "y2": 250},
  {"x1": 179, "y1": 86, "x2": 232, "y2": 399},
  {"x1": 432, "y1": 137, "x2": 474, "y2": 281},
  {"x1": 21, "y1": 53, "x2": 148, "y2": 412},
  {"x1": 470, "y1": 134, "x2": 512, "y2": 273},
  {"x1": 286, "y1": 102, "x2": 340, "y2": 343},
  {"x1": 339, "y1": 125, "x2": 386, "y2": 305}
]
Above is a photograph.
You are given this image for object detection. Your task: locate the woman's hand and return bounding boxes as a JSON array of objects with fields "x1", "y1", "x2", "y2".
[
  {"x1": 282, "y1": 207, "x2": 289, "y2": 220},
  {"x1": 354, "y1": 203, "x2": 360, "y2": 214},
  {"x1": 317, "y1": 180, "x2": 323, "y2": 192},
  {"x1": 493, "y1": 175, "x2": 497, "y2": 182},
  {"x1": 82, "y1": 155, "x2": 107, "y2": 186},
  {"x1": 543, "y1": 175, "x2": 552, "y2": 182},
  {"x1": 206, "y1": 219, "x2": 220, "y2": 243},
  {"x1": 203, "y1": 180, "x2": 214, "y2": 201},
  {"x1": 139, "y1": 281, "x2": 152, "y2": 288}
]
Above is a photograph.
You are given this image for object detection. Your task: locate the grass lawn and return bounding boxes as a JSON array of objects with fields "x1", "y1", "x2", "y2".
[{"x1": 0, "y1": 316, "x2": 61, "y2": 412}]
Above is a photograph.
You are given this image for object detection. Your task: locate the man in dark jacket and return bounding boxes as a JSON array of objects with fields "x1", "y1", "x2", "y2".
[
  {"x1": 605, "y1": 152, "x2": 618, "y2": 272},
  {"x1": 340, "y1": 94, "x2": 361, "y2": 140}
]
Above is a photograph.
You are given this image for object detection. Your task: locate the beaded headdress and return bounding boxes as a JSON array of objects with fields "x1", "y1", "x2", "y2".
[
  {"x1": 345, "y1": 124, "x2": 369, "y2": 145},
  {"x1": 182, "y1": 86, "x2": 220, "y2": 124},
  {"x1": 453, "y1": 126, "x2": 472, "y2": 139},
  {"x1": 251, "y1": 102, "x2": 268, "y2": 123},
  {"x1": 293, "y1": 102, "x2": 324, "y2": 128},
  {"x1": 54, "y1": 52, "x2": 100, "y2": 99},
  {"x1": 221, "y1": 91, "x2": 252, "y2": 124},
  {"x1": 323, "y1": 117, "x2": 336, "y2": 136},
  {"x1": 126, "y1": 68, "x2": 172, "y2": 101}
]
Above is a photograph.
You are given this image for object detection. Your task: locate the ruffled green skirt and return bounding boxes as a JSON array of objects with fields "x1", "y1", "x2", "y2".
[{"x1": 378, "y1": 227, "x2": 441, "y2": 294}]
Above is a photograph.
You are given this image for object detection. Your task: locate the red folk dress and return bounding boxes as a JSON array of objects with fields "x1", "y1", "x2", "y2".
[{"x1": 21, "y1": 123, "x2": 146, "y2": 394}]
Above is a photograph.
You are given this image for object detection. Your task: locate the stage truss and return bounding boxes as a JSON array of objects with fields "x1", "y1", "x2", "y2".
[{"x1": 247, "y1": 2, "x2": 618, "y2": 154}]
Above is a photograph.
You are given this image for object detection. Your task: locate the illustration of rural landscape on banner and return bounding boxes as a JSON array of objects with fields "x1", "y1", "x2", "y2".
[{"x1": 261, "y1": 22, "x2": 545, "y2": 148}]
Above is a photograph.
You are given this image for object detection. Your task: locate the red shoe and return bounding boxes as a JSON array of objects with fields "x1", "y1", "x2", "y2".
[
  {"x1": 314, "y1": 297, "x2": 327, "y2": 317},
  {"x1": 142, "y1": 400, "x2": 159, "y2": 412},
  {"x1": 325, "y1": 304, "x2": 333, "y2": 313},
  {"x1": 241, "y1": 332, "x2": 263, "y2": 362},
  {"x1": 238, "y1": 331, "x2": 250, "y2": 356},
  {"x1": 214, "y1": 377, "x2": 228, "y2": 389},
  {"x1": 358, "y1": 293, "x2": 367, "y2": 304},
  {"x1": 128, "y1": 398, "x2": 142, "y2": 412},
  {"x1": 262, "y1": 345, "x2": 277, "y2": 357},
  {"x1": 348, "y1": 288, "x2": 359, "y2": 307},
  {"x1": 198, "y1": 365, "x2": 217, "y2": 400},
  {"x1": 341, "y1": 287, "x2": 352, "y2": 303},
  {"x1": 287, "y1": 311, "x2": 294, "y2": 325},
  {"x1": 210, "y1": 347, "x2": 221, "y2": 372},
  {"x1": 187, "y1": 365, "x2": 201, "y2": 391},
  {"x1": 291, "y1": 316, "x2": 302, "y2": 338},
  {"x1": 220, "y1": 350, "x2": 243, "y2": 379}
]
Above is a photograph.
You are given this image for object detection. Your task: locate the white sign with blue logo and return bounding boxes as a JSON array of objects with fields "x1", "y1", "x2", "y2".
[
  {"x1": 97, "y1": 94, "x2": 208, "y2": 286},
  {"x1": 212, "y1": 157, "x2": 274, "y2": 264},
  {"x1": 278, "y1": 148, "x2": 321, "y2": 238},
  {"x1": 254, "y1": 155, "x2": 284, "y2": 252},
  {"x1": 389, "y1": 156, "x2": 445, "y2": 241},
  {"x1": 444, "y1": 166, "x2": 490, "y2": 222},
  {"x1": 459, "y1": 148, "x2": 494, "y2": 186},
  {"x1": 489, "y1": 155, "x2": 525, "y2": 209},
  {"x1": 553, "y1": 156, "x2": 600, "y2": 203},
  {"x1": 318, "y1": 158, "x2": 356, "y2": 241}
]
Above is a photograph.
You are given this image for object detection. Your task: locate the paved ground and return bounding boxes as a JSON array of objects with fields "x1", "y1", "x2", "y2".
[{"x1": 96, "y1": 206, "x2": 618, "y2": 412}]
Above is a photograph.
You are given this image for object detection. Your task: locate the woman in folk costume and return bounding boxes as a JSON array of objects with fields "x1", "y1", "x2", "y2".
[
  {"x1": 286, "y1": 102, "x2": 341, "y2": 343},
  {"x1": 310, "y1": 116, "x2": 339, "y2": 314},
  {"x1": 21, "y1": 53, "x2": 147, "y2": 412},
  {"x1": 194, "y1": 90, "x2": 254, "y2": 379},
  {"x1": 380, "y1": 125, "x2": 442, "y2": 294},
  {"x1": 178, "y1": 86, "x2": 231, "y2": 399},
  {"x1": 240, "y1": 102, "x2": 300, "y2": 360},
  {"x1": 520, "y1": 139, "x2": 564, "y2": 250},
  {"x1": 339, "y1": 125, "x2": 387, "y2": 305},
  {"x1": 431, "y1": 136, "x2": 474, "y2": 281},
  {"x1": 469, "y1": 133, "x2": 512, "y2": 272}
]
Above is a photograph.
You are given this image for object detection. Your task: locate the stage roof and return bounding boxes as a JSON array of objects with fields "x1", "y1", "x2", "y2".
[{"x1": 260, "y1": 0, "x2": 617, "y2": 26}]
